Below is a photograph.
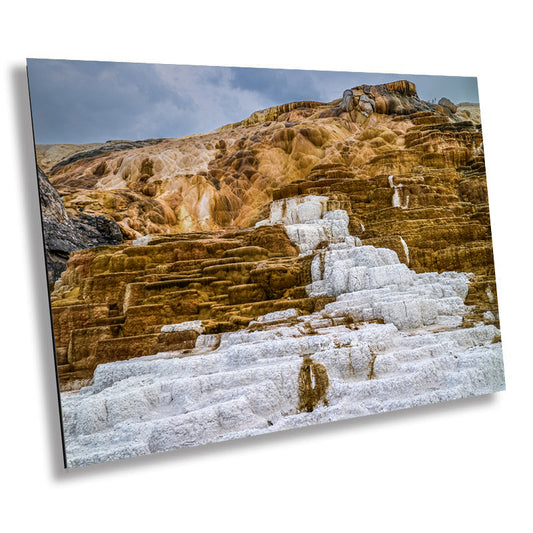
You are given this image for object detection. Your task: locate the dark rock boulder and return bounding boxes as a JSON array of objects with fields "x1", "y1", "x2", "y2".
[
  {"x1": 37, "y1": 166, "x2": 123, "y2": 284},
  {"x1": 340, "y1": 89, "x2": 355, "y2": 112},
  {"x1": 358, "y1": 93, "x2": 376, "y2": 117},
  {"x1": 438, "y1": 97, "x2": 458, "y2": 113}
]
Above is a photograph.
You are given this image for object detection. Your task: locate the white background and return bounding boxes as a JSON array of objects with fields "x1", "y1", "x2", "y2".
[{"x1": 2, "y1": 1, "x2": 531, "y2": 531}]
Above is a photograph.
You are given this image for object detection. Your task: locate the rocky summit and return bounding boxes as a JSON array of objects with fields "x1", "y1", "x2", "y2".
[{"x1": 36, "y1": 80, "x2": 504, "y2": 466}]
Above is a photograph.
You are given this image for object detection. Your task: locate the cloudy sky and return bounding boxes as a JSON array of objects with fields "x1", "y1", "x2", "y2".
[{"x1": 27, "y1": 59, "x2": 479, "y2": 145}]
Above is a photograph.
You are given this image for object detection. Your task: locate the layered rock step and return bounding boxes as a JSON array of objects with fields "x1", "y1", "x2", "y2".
[
  {"x1": 271, "y1": 135, "x2": 497, "y2": 323},
  {"x1": 62, "y1": 304, "x2": 503, "y2": 467},
  {"x1": 51, "y1": 225, "x2": 330, "y2": 390},
  {"x1": 60, "y1": 197, "x2": 504, "y2": 466}
]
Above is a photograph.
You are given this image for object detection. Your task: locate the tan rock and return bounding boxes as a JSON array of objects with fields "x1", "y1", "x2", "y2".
[{"x1": 42, "y1": 80, "x2": 497, "y2": 390}]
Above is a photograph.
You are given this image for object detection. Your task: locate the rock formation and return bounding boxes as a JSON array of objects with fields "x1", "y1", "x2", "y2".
[
  {"x1": 59, "y1": 198, "x2": 504, "y2": 466},
  {"x1": 36, "y1": 81, "x2": 476, "y2": 241},
  {"x1": 340, "y1": 89, "x2": 355, "y2": 113},
  {"x1": 36, "y1": 79, "x2": 504, "y2": 467},
  {"x1": 438, "y1": 97, "x2": 458, "y2": 114},
  {"x1": 37, "y1": 166, "x2": 123, "y2": 284}
]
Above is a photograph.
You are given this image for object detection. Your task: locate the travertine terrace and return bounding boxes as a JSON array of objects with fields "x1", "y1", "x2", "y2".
[{"x1": 36, "y1": 80, "x2": 504, "y2": 466}]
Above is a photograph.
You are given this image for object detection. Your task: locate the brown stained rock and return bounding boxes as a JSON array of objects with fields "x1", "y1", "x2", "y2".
[
  {"x1": 228, "y1": 284, "x2": 266, "y2": 305},
  {"x1": 202, "y1": 262, "x2": 255, "y2": 284},
  {"x1": 250, "y1": 260, "x2": 303, "y2": 299},
  {"x1": 222, "y1": 246, "x2": 270, "y2": 261},
  {"x1": 298, "y1": 356, "x2": 330, "y2": 413},
  {"x1": 94, "y1": 330, "x2": 198, "y2": 364},
  {"x1": 51, "y1": 225, "x2": 325, "y2": 389},
  {"x1": 68, "y1": 325, "x2": 117, "y2": 364},
  {"x1": 42, "y1": 82, "x2": 496, "y2": 390},
  {"x1": 52, "y1": 303, "x2": 110, "y2": 355},
  {"x1": 243, "y1": 225, "x2": 298, "y2": 257},
  {"x1": 59, "y1": 330, "x2": 199, "y2": 388}
]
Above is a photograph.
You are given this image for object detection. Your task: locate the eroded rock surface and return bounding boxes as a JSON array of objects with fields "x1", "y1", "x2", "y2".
[
  {"x1": 51, "y1": 223, "x2": 329, "y2": 390},
  {"x1": 38, "y1": 166, "x2": 123, "y2": 284},
  {"x1": 36, "y1": 81, "x2": 482, "y2": 242},
  {"x1": 38, "y1": 80, "x2": 504, "y2": 466},
  {"x1": 59, "y1": 197, "x2": 503, "y2": 466},
  {"x1": 62, "y1": 315, "x2": 503, "y2": 467}
]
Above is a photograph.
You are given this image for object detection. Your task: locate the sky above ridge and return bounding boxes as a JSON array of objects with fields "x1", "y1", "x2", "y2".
[{"x1": 27, "y1": 59, "x2": 479, "y2": 145}]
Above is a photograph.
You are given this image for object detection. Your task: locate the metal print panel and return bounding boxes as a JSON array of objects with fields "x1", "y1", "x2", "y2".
[{"x1": 27, "y1": 59, "x2": 505, "y2": 467}]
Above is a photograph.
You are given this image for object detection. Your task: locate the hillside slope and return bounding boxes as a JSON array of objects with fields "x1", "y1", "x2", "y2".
[{"x1": 34, "y1": 81, "x2": 504, "y2": 467}]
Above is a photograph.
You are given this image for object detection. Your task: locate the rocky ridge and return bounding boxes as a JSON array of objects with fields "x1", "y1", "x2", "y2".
[{"x1": 37, "y1": 81, "x2": 483, "y2": 239}]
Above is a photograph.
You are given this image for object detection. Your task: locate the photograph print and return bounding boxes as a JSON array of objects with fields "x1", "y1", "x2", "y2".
[{"x1": 27, "y1": 59, "x2": 505, "y2": 467}]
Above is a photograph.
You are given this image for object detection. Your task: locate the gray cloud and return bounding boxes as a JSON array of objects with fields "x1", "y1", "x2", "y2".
[{"x1": 27, "y1": 59, "x2": 479, "y2": 144}]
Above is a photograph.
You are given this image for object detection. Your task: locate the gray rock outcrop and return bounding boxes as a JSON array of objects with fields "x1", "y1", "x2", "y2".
[
  {"x1": 358, "y1": 93, "x2": 376, "y2": 117},
  {"x1": 438, "y1": 97, "x2": 458, "y2": 114},
  {"x1": 340, "y1": 89, "x2": 355, "y2": 112},
  {"x1": 37, "y1": 166, "x2": 123, "y2": 284}
]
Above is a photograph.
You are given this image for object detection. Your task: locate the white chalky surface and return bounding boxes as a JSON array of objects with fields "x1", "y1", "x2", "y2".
[
  {"x1": 161, "y1": 320, "x2": 204, "y2": 334},
  {"x1": 256, "y1": 196, "x2": 351, "y2": 254},
  {"x1": 61, "y1": 196, "x2": 505, "y2": 467},
  {"x1": 388, "y1": 174, "x2": 409, "y2": 209}
]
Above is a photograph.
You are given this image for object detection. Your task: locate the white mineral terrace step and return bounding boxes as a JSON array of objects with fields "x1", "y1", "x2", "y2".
[
  {"x1": 60, "y1": 196, "x2": 505, "y2": 467},
  {"x1": 62, "y1": 320, "x2": 504, "y2": 467}
]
